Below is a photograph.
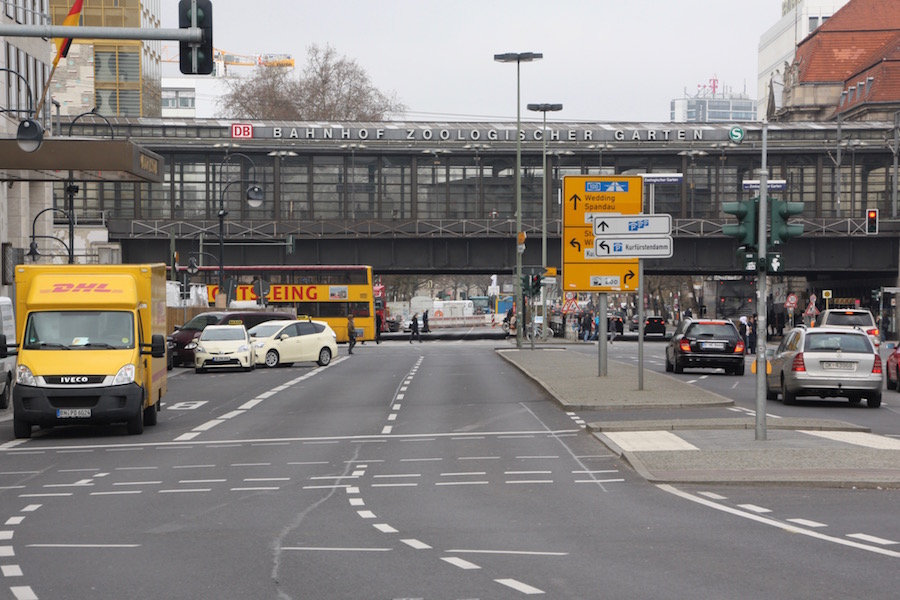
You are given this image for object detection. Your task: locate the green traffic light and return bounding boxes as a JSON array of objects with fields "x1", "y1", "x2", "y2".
[
  {"x1": 770, "y1": 198, "x2": 804, "y2": 245},
  {"x1": 722, "y1": 197, "x2": 758, "y2": 251}
]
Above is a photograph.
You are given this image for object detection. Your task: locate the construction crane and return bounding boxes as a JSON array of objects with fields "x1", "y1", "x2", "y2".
[{"x1": 161, "y1": 46, "x2": 295, "y2": 76}]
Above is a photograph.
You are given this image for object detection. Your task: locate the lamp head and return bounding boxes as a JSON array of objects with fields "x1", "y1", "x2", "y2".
[
  {"x1": 26, "y1": 240, "x2": 39, "y2": 261},
  {"x1": 16, "y1": 118, "x2": 43, "y2": 153},
  {"x1": 245, "y1": 184, "x2": 264, "y2": 209}
]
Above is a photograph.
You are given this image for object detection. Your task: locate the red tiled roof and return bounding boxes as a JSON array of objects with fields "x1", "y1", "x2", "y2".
[{"x1": 796, "y1": 0, "x2": 900, "y2": 83}]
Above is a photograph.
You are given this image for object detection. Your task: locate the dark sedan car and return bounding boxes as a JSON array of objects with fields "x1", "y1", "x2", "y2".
[
  {"x1": 642, "y1": 315, "x2": 667, "y2": 337},
  {"x1": 665, "y1": 318, "x2": 746, "y2": 375}
]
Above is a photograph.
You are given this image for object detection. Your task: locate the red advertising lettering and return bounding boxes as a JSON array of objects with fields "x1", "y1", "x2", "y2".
[{"x1": 231, "y1": 123, "x2": 254, "y2": 139}]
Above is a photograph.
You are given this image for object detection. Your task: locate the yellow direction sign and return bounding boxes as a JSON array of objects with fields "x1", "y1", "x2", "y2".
[
  {"x1": 563, "y1": 261, "x2": 639, "y2": 292},
  {"x1": 563, "y1": 175, "x2": 643, "y2": 227},
  {"x1": 562, "y1": 175, "x2": 644, "y2": 292}
]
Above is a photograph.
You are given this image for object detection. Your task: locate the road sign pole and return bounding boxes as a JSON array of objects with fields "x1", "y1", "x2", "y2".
[
  {"x1": 638, "y1": 258, "x2": 644, "y2": 390},
  {"x1": 598, "y1": 292, "x2": 608, "y2": 377},
  {"x1": 755, "y1": 124, "x2": 769, "y2": 442}
]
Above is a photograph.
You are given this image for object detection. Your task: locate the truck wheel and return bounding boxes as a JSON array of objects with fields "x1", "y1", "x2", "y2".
[
  {"x1": 13, "y1": 417, "x2": 31, "y2": 439},
  {"x1": 143, "y1": 402, "x2": 158, "y2": 426},
  {"x1": 126, "y1": 408, "x2": 144, "y2": 435},
  {"x1": 0, "y1": 375, "x2": 10, "y2": 409}
]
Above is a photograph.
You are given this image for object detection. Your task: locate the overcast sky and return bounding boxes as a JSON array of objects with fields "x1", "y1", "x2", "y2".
[{"x1": 162, "y1": 0, "x2": 785, "y2": 122}]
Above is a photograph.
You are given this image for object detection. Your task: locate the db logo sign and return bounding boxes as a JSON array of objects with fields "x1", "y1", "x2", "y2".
[{"x1": 231, "y1": 123, "x2": 253, "y2": 139}]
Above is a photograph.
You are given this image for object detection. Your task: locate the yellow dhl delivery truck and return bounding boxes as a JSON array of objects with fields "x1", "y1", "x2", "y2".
[{"x1": 0, "y1": 264, "x2": 168, "y2": 439}]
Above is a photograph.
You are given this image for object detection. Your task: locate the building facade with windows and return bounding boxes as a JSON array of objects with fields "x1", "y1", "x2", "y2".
[{"x1": 49, "y1": 0, "x2": 162, "y2": 117}]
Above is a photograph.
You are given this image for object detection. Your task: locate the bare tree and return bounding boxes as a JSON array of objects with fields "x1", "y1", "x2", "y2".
[{"x1": 217, "y1": 43, "x2": 405, "y2": 121}]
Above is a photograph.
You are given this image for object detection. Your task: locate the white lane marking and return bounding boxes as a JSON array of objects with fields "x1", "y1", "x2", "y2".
[
  {"x1": 435, "y1": 481, "x2": 488, "y2": 486},
  {"x1": 303, "y1": 485, "x2": 351, "y2": 490},
  {"x1": 441, "y1": 556, "x2": 480, "y2": 570},
  {"x1": 6, "y1": 517, "x2": 26, "y2": 526},
  {"x1": 280, "y1": 546, "x2": 391, "y2": 552},
  {"x1": 847, "y1": 533, "x2": 899, "y2": 546},
  {"x1": 20, "y1": 506, "x2": 40, "y2": 513},
  {"x1": 244, "y1": 478, "x2": 290, "y2": 482},
  {"x1": 381, "y1": 426, "x2": 393, "y2": 434},
  {"x1": 575, "y1": 479, "x2": 625, "y2": 483},
  {"x1": 174, "y1": 432, "x2": 201, "y2": 441},
  {"x1": 400, "y1": 539, "x2": 431, "y2": 550},
  {"x1": 0, "y1": 531, "x2": 11, "y2": 540},
  {"x1": 387, "y1": 414, "x2": 397, "y2": 421},
  {"x1": 10, "y1": 586, "x2": 37, "y2": 600},
  {"x1": 91, "y1": 491, "x2": 142, "y2": 496},
  {"x1": 448, "y1": 549, "x2": 568, "y2": 556},
  {"x1": 505, "y1": 471, "x2": 552, "y2": 475},
  {"x1": 348, "y1": 498, "x2": 364, "y2": 506},
  {"x1": 232, "y1": 462, "x2": 270, "y2": 467},
  {"x1": 697, "y1": 491, "x2": 728, "y2": 500},
  {"x1": 178, "y1": 479, "x2": 225, "y2": 484},
  {"x1": 113, "y1": 481, "x2": 162, "y2": 486},
  {"x1": 2, "y1": 564, "x2": 22, "y2": 576},
  {"x1": 373, "y1": 523, "x2": 397, "y2": 533},
  {"x1": 373, "y1": 473, "x2": 420, "y2": 479},
  {"x1": 800, "y1": 430, "x2": 900, "y2": 450},
  {"x1": 494, "y1": 578, "x2": 544, "y2": 594},
  {"x1": 787, "y1": 518, "x2": 827, "y2": 528},
  {"x1": 230, "y1": 487, "x2": 279, "y2": 491},
  {"x1": 572, "y1": 470, "x2": 619, "y2": 474},
  {"x1": 27, "y1": 544, "x2": 139, "y2": 548},
  {"x1": 506, "y1": 480, "x2": 554, "y2": 484},
  {"x1": 517, "y1": 456, "x2": 559, "y2": 459},
  {"x1": 392, "y1": 404, "x2": 401, "y2": 410},
  {"x1": 738, "y1": 504, "x2": 772, "y2": 514},
  {"x1": 345, "y1": 487, "x2": 360, "y2": 494},
  {"x1": 372, "y1": 483, "x2": 418, "y2": 488},
  {"x1": 18, "y1": 493, "x2": 72, "y2": 498},
  {"x1": 219, "y1": 410, "x2": 245, "y2": 419},
  {"x1": 658, "y1": 484, "x2": 900, "y2": 558},
  {"x1": 604, "y1": 431, "x2": 699, "y2": 452},
  {"x1": 440, "y1": 472, "x2": 486, "y2": 477},
  {"x1": 0, "y1": 546, "x2": 13, "y2": 557},
  {"x1": 357, "y1": 511, "x2": 376, "y2": 519},
  {"x1": 401, "y1": 457, "x2": 442, "y2": 462},
  {"x1": 458, "y1": 456, "x2": 500, "y2": 461},
  {"x1": 158, "y1": 489, "x2": 211, "y2": 494}
]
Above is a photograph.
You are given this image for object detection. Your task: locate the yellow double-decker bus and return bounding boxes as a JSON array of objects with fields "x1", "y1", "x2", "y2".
[{"x1": 189, "y1": 265, "x2": 375, "y2": 343}]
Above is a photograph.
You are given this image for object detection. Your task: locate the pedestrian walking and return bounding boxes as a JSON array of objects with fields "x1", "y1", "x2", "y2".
[
  {"x1": 748, "y1": 315, "x2": 757, "y2": 354},
  {"x1": 375, "y1": 313, "x2": 382, "y2": 344},
  {"x1": 422, "y1": 310, "x2": 430, "y2": 333},
  {"x1": 409, "y1": 313, "x2": 422, "y2": 343},
  {"x1": 581, "y1": 312, "x2": 593, "y2": 342},
  {"x1": 347, "y1": 314, "x2": 357, "y2": 354},
  {"x1": 738, "y1": 315, "x2": 748, "y2": 353}
]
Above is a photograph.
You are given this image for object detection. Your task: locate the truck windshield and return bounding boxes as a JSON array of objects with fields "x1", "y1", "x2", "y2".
[{"x1": 24, "y1": 311, "x2": 135, "y2": 349}]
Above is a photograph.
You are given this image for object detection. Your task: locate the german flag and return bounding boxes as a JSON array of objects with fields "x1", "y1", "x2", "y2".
[{"x1": 53, "y1": 0, "x2": 83, "y2": 67}]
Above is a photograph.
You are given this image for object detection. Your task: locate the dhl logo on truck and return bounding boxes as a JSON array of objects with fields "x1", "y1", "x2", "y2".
[{"x1": 40, "y1": 283, "x2": 124, "y2": 294}]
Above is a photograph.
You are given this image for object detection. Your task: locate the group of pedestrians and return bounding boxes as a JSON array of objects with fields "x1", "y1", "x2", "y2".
[{"x1": 578, "y1": 311, "x2": 616, "y2": 343}]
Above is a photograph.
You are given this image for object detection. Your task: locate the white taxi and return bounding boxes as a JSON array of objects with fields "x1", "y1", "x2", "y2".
[
  {"x1": 248, "y1": 318, "x2": 337, "y2": 368},
  {"x1": 194, "y1": 324, "x2": 255, "y2": 373}
]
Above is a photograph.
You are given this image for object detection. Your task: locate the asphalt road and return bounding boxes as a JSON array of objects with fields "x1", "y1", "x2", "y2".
[{"x1": 0, "y1": 339, "x2": 898, "y2": 599}]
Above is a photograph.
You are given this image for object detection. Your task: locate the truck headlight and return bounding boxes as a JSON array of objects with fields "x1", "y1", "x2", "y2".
[
  {"x1": 113, "y1": 364, "x2": 136, "y2": 385},
  {"x1": 16, "y1": 364, "x2": 35, "y2": 386}
]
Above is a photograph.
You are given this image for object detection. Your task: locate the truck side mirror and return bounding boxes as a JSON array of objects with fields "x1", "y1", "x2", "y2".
[{"x1": 149, "y1": 334, "x2": 166, "y2": 358}]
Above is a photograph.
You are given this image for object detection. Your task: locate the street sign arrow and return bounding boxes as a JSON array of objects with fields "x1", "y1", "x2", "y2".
[
  {"x1": 598, "y1": 240, "x2": 610, "y2": 254},
  {"x1": 568, "y1": 194, "x2": 581, "y2": 210},
  {"x1": 593, "y1": 236, "x2": 674, "y2": 258},
  {"x1": 592, "y1": 214, "x2": 672, "y2": 237},
  {"x1": 569, "y1": 238, "x2": 581, "y2": 252}
]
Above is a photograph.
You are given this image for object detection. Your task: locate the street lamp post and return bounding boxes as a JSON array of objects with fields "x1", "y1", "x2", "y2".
[
  {"x1": 495, "y1": 51, "x2": 542, "y2": 349},
  {"x1": 217, "y1": 153, "x2": 264, "y2": 305},
  {"x1": 0, "y1": 67, "x2": 44, "y2": 153},
  {"x1": 527, "y1": 102, "x2": 562, "y2": 340},
  {"x1": 26, "y1": 207, "x2": 70, "y2": 262}
]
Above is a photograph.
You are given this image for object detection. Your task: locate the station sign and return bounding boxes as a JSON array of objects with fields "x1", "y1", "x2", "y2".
[
  {"x1": 742, "y1": 179, "x2": 787, "y2": 191},
  {"x1": 640, "y1": 173, "x2": 683, "y2": 185}
]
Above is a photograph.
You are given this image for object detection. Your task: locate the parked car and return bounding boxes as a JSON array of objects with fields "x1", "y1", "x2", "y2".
[
  {"x1": 170, "y1": 310, "x2": 294, "y2": 367},
  {"x1": 665, "y1": 318, "x2": 745, "y2": 375},
  {"x1": 815, "y1": 308, "x2": 880, "y2": 349},
  {"x1": 248, "y1": 318, "x2": 337, "y2": 368},
  {"x1": 642, "y1": 315, "x2": 667, "y2": 337},
  {"x1": 886, "y1": 344, "x2": 900, "y2": 390},
  {"x1": 766, "y1": 326, "x2": 882, "y2": 407},
  {"x1": 629, "y1": 315, "x2": 639, "y2": 332},
  {"x1": 194, "y1": 325, "x2": 255, "y2": 373}
]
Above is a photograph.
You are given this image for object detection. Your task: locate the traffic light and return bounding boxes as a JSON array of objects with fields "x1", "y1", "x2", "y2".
[
  {"x1": 521, "y1": 275, "x2": 531, "y2": 298},
  {"x1": 770, "y1": 198, "x2": 805, "y2": 246},
  {"x1": 866, "y1": 208, "x2": 879, "y2": 234},
  {"x1": 530, "y1": 274, "x2": 542, "y2": 297},
  {"x1": 179, "y1": 0, "x2": 213, "y2": 75},
  {"x1": 722, "y1": 197, "x2": 758, "y2": 251}
]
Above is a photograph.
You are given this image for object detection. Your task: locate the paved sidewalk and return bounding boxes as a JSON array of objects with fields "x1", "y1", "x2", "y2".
[{"x1": 498, "y1": 345, "x2": 900, "y2": 488}]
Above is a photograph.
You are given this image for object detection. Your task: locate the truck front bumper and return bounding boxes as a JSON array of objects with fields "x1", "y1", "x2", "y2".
[{"x1": 13, "y1": 383, "x2": 144, "y2": 427}]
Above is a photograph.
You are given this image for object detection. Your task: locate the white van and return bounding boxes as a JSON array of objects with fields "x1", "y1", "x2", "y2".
[{"x1": 0, "y1": 297, "x2": 14, "y2": 409}]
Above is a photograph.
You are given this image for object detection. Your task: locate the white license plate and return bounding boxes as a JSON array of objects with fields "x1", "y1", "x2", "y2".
[
  {"x1": 822, "y1": 361, "x2": 854, "y2": 370},
  {"x1": 57, "y1": 408, "x2": 91, "y2": 418},
  {"x1": 701, "y1": 342, "x2": 725, "y2": 350},
  {"x1": 213, "y1": 356, "x2": 230, "y2": 362}
]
